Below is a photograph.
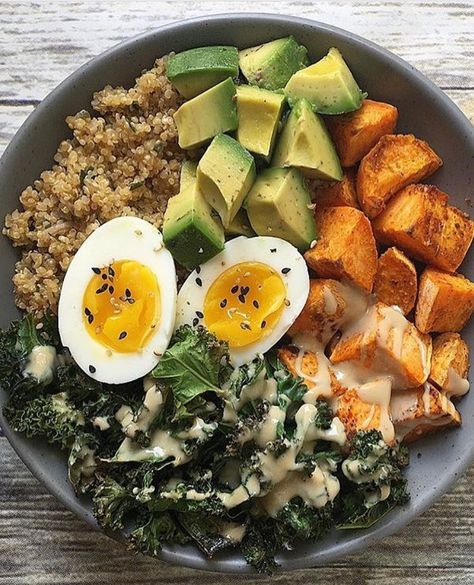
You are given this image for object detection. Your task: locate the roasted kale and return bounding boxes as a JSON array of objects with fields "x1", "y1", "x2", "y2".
[{"x1": 1, "y1": 317, "x2": 412, "y2": 573}]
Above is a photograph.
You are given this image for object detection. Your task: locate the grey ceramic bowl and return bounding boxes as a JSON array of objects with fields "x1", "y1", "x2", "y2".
[{"x1": 0, "y1": 13, "x2": 473, "y2": 573}]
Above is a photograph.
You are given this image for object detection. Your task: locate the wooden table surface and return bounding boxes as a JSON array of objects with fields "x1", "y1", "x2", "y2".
[{"x1": 0, "y1": 1, "x2": 473, "y2": 583}]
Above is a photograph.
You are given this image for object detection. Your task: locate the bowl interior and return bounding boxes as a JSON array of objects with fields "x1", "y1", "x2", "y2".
[{"x1": 0, "y1": 14, "x2": 473, "y2": 573}]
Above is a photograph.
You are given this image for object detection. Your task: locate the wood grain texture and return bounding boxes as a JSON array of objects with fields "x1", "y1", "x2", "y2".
[
  {"x1": 0, "y1": 1, "x2": 473, "y2": 583},
  {"x1": 0, "y1": 0, "x2": 473, "y2": 102}
]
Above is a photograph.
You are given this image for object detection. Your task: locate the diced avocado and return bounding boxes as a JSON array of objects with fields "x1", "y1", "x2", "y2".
[
  {"x1": 285, "y1": 47, "x2": 366, "y2": 114},
  {"x1": 246, "y1": 167, "x2": 316, "y2": 251},
  {"x1": 239, "y1": 36, "x2": 308, "y2": 91},
  {"x1": 236, "y1": 85, "x2": 286, "y2": 161},
  {"x1": 179, "y1": 160, "x2": 197, "y2": 192},
  {"x1": 272, "y1": 99, "x2": 342, "y2": 181},
  {"x1": 174, "y1": 78, "x2": 237, "y2": 149},
  {"x1": 197, "y1": 134, "x2": 256, "y2": 228},
  {"x1": 167, "y1": 46, "x2": 239, "y2": 99},
  {"x1": 226, "y1": 208, "x2": 256, "y2": 238},
  {"x1": 163, "y1": 181, "x2": 224, "y2": 270}
]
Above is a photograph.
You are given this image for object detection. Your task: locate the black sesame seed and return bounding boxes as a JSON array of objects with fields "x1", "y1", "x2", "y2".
[
  {"x1": 196, "y1": 277, "x2": 203, "y2": 287},
  {"x1": 281, "y1": 267, "x2": 291, "y2": 274},
  {"x1": 108, "y1": 266, "x2": 115, "y2": 277},
  {"x1": 87, "y1": 314, "x2": 94, "y2": 325},
  {"x1": 261, "y1": 320, "x2": 267, "y2": 329},
  {"x1": 220, "y1": 299, "x2": 227, "y2": 308},
  {"x1": 125, "y1": 288, "x2": 131, "y2": 298},
  {"x1": 89, "y1": 365, "x2": 96, "y2": 374},
  {"x1": 101, "y1": 273, "x2": 107, "y2": 280},
  {"x1": 109, "y1": 286, "x2": 114, "y2": 294},
  {"x1": 238, "y1": 294, "x2": 246, "y2": 304},
  {"x1": 196, "y1": 311, "x2": 204, "y2": 319},
  {"x1": 128, "y1": 298, "x2": 135, "y2": 304},
  {"x1": 92, "y1": 267, "x2": 101, "y2": 274},
  {"x1": 119, "y1": 331, "x2": 127, "y2": 340},
  {"x1": 240, "y1": 322, "x2": 251, "y2": 330},
  {"x1": 84, "y1": 307, "x2": 91, "y2": 316},
  {"x1": 231, "y1": 285, "x2": 239, "y2": 294},
  {"x1": 241, "y1": 286, "x2": 250, "y2": 295},
  {"x1": 270, "y1": 248, "x2": 277, "y2": 253},
  {"x1": 253, "y1": 300, "x2": 260, "y2": 309},
  {"x1": 196, "y1": 266, "x2": 201, "y2": 274},
  {"x1": 192, "y1": 317, "x2": 199, "y2": 327},
  {"x1": 96, "y1": 283, "x2": 108, "y2": 294}
]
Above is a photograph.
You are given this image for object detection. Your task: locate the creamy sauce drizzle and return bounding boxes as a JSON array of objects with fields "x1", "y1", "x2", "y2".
[
  {"x1": 445, "y1": 368, "x2": 470, "y2": 398},
  {"x1": 24, "y1": 345, "x2": 57, "y2": 384}
]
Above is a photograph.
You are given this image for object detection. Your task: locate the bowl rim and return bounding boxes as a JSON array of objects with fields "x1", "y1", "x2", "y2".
[{"x1": 1, "y1": 12, "x2": 473, "y2": 574}]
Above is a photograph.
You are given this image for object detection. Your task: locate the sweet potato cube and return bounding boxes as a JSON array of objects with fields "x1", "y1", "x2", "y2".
[
  {"x1": 278, "y1": 345, "x2": 346, "y2": 401},
  {"x1": 357, "y1": 134, "x2": 442, "y2": 218},
  {"x1": 289, "y1": 278, "x2": 369, "y2": 343},
  {"x1": 310, "y1": 168, "x2": 358, "y2": 209},
  {"x1": 336, "y1": 378, "x2": 395, "y2": 444},
  {"x1": 374, "y1": 247, "x2": 417, "y2": 315},
  {"x1": 373, "y1": 184, "x2": 474, "y2": 272},
  {"x1": 304, "y1": 206, "x2": 378, "y2": 293},
  {"x1": 325, "y1": 99, "x2": 398, "y2": 167},
  {"x1": 429, "y1": 332, "x2": 469, "y2": 398},
  {"x1": 330, "y1": 302, "x2": 432, "y2": 389},
  {"x1": 415, "y1": 267, "x2": 474, "y2": 333},
  {"x1": 390, "y1": 383, "x2": 461, "y2": 443}
]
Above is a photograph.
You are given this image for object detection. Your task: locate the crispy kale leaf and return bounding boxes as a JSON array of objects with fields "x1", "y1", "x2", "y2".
[
  {"x1": 177, "y1": 512, "x2": 234, "y2": 557},
  {"x1": 336, "y1": 430, "x2": 410, "y2": 529},
  {"x1": 130, "y1": 511, "x2": 189, "y2": 555},
  {"x1": 3, "y1": 392, "x2": 84, "y2": 449},
  {"x1": 152, "y1": 325, "x2": 231, "y2": 418},
  {"x1": 93, "y1": 476, "x2": 138, "y2": 530}
]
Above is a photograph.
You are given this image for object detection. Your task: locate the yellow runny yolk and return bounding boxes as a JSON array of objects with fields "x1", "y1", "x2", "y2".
[
  {"x1": 203, "y1": 262, "x2": 286, "y2": 348},
  {"x1": 83, "y1": 260, "x2": 161, "y2": 353}
]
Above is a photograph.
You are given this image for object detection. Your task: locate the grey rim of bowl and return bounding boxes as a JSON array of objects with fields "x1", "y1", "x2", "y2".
[{"x1": 1, "y1": 12, "x2": 473, "y2": 574}]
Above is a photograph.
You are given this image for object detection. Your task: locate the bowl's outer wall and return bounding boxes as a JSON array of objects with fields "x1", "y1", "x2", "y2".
[{"x1": 0, "y1": 14, "x2": 473, "y2": 573}]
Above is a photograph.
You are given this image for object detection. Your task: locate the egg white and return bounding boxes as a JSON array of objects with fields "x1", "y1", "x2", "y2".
[
  {"x1": 58, "y1": 216, "x2": 177, "y2": 384},
  {"x1": 176, "y1": 236, "x2": 310, "y2": 366}
]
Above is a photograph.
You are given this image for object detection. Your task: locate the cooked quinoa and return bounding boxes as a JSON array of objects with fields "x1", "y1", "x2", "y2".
[{"x1": 3, "y1": 56, "x2": 185, "y2": 317}]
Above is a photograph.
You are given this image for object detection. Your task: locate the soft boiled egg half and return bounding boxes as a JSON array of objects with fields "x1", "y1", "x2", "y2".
[
  {"x1": 58, "y1": 217, "x2": 177, "y2": 384},
  {"x1": 176, "y1": 236, "x2": 310, "y2": 365}
]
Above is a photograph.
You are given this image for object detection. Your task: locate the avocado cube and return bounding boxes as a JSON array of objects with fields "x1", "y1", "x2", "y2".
[
  {"x1": 246, "y1": 167, "x2": 316, "y2": 251},
  {"x1": 197, "y1": 134, "x2": 256, "y2": 229},
  {"x1": 163, "y1": 181, "x2": 225, "y2": 270},
  {"x1": 167, "y1": 46, "x2": 239, "y2": 99},
  {"x1": 226, "y1": 208, "x2": 256, "y2": 238},
  {"x1": 239, "y1": 36, "x2": 308, "y2": 91},
  {"x1": 272, "y1": 98, "x2": 342, "y2": 181},
  {"x1": 285, "y1": 47, "x2": 366, "y2": 114},
  {"x1": 174, "y1": 78, "x2": 238, "y2": 149},
  {"x1": 179, "y1": 160, "x2": 198, "y2": 192},
  {"x1": 236, "y1": 85, "x2": 286, "y2": 161}
]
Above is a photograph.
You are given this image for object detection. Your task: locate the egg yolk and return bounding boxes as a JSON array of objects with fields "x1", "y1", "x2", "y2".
[
  {"x1": 203, "y1": 262, "x2": 286, "y2": 348},
  {"x1": 83, "y1": 260, "x2": 160, "y2": 353}
]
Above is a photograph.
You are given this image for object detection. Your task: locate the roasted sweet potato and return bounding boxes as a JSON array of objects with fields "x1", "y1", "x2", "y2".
[
  {"x1": 289, "y1": 278, "x2": 368, "y2": 343},
  {"x1": 325, "y1": 99, "x2": 398, "y2": 167},
  {"x1": 415, "y1": 267, "x2": 474, "y2": 333},
  {"x1": 390, "y1": 383, "x2": 461, "y2": 443},
  {"x1": 278, "y1": 345, "x2": 346, "y2": 401},
  {"x1": 304, "y1": 206, "x2": 378, "y2": 293},
  {"x1": 373, "y1": 247, "x2": 417, "y2": 315},
  {"x1": 336, "y1": 378, "x2": 395, "y2": 444},
  {"x1": 429, "y1": 332, "x2": 469, "y2": 397},
  {"x1": 356, "y1": 134, "x2": 442, "y2": 218},
  {"x1": 311, "y1": 168, "x2": 358, "y2": 209},
  {"x1": 330, "y1": 302, "x2": 432, "y2": 389},
  {"x1": 373, "y1": 184, "x2": 474, "y2": 272}
]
